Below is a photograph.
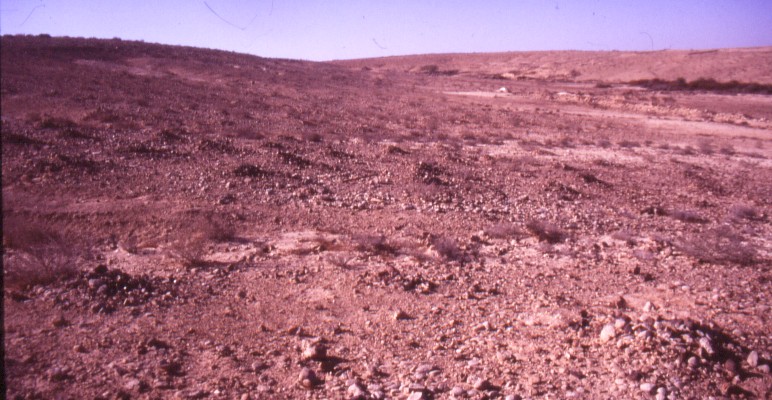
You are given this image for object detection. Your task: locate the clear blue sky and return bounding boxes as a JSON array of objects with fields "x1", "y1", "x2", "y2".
[{"x1": 1, "y1": 0, "x2": 771, "y2": 61}]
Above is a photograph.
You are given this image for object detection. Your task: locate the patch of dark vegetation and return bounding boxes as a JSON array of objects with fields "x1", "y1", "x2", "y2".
[
  {"x1": 36, "y1": 115, "x2": 78, "y2": 130},
  {"x1": 198, "y1": 138, "x2": 237, "y2": 154},
  {"x1": 629, "y1": 77, "x2": 772, "y2": 95},
  {"x1": 611, "y1": 230, "x2": 637, "y2": 246},
  {"x1": 263, "y1": 141, "x2": 285, "y2": 150},
  {"x1": 327, "y1": 148, "x2": 355, "y2": 159},
  {"x1": 526, "y1": 220, "x2": 566, "y2": 243},
  {"x1": 414, "y1": 161, "x2": 447, "y2": 185},
  {"x1": 484, "y1": 223, "x2": 524, "y2": 240},
  {"x1": 677, "y1": 226, "x2": 758, "y2": 266},
  {"x1": 3, "y1": 216, "x2": 85, "y2": 289},
  {"x1": 233, "y1": 163, "x2": 270, "y2": 178},
  {"x1": 544, "y1": 181, "x2": 582, "y2": 201},
  {"x1": 419, "y1": 64, "x2": 459, "y2": 76},
  {"x1": 617, "y1": 140, "x2": 641, "y2": 148},
  {"x1": 729, "y1": 204, "x2": 765, "y2": 221},
  {"x1": 170, "y1": 213, "x2": 238, "y2": 268},
  {"x1": 58, "y1": 127, "x2": 96, "y2": 141},
  {"x1": 580, "y1": 172, "x2": 608, "y2": 185},
  {"x1": 3, "y1": 132, "x2": 45, "y2": 146},
  {"x1": 157, "y1": 128, "x2": 189, "y2": 143},
  {"x1": 431, "y1": 236, "x2": 463, "y2": 261},
  {"x1": 670, "y1": 210, "x2": 709, "y2": 224},
  {"x1": 57, "y1": 154, "x2": 101, "y2": 174},
  {"x1": 277, "y1": 150, "x2": 312, "y2": 168},
  {"x1": 386, "y1": 145, "x2": 410, "y2": 155},
  {"x1": 125, "y1": 143, "x2": 173, "y2": 158},
  {"x1": 353, "y1": 234, "x2": 398, "y2": 256},
  {"x1": 641, "y1": 205, "x2": 669, "y2": 216}
]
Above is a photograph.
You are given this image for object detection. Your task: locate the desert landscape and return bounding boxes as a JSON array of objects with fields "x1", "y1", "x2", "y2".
[{"x1": 2, "y1": 35, "x2": 771, "y2": 399}]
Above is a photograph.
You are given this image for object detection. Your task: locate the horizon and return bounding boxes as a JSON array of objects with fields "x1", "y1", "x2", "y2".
[{"x1": 1, "y1": 1, "x2": 771, "y2": 61}]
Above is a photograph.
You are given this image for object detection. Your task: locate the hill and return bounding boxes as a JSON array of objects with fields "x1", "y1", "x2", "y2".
[
  {"x1": 335, "y1": 47, "x2": 772, "y2": 84},
  {"x1": 3, "y1": 35, "x2": 771, "y2": 399}
]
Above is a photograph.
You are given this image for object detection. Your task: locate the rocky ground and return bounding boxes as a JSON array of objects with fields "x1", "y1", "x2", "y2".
[{"x1": 2, "y1": 35, "x2": 771, "y2": 399}]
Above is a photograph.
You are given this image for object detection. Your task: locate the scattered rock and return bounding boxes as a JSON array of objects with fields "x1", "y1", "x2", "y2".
[
  {"x1": 472, "y1": 377, "x2": 493, "y2": 391},
  {"x1": 393, "y1": 310, "x2": 410, "y2": 320},
  {"x1": 747, "y1": 350, "x2": 759, "y2": 367},
  {"x1": 407, "y1": 391, "x2": 425, "y2": 400},
  {"x1": 450, "y1": 386, "x2": 466, "y2": 397},
  {"x1": 298, "y1": 367, "x2": 319, "y2": 389},
  {"x1": 600, "y1": 324, "x2": 616, "y2": 343},
  {"x1": 52, "y1": 315, "x2": 69, "y2": 328},
  {"x1": 347, "y1": 382, "x2": 366, "y2": 399},
  {"x1": 639, "y1": 382, "x2": 655, "y2": 394},
  {"x1": 301, "y1": 341, "x2": 327, "y2": 361}
]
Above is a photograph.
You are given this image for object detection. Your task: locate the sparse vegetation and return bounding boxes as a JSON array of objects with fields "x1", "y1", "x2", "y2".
[
  {"x1": 678, "y1": 226, "x2": 758, "y2": 266},
  {"x1": 525, "y1": 220, "x2": 566, "y2": 243},
  {"x1": 3, "y1": 216, "x2": 84, "y2": 289},
  {"x1": 170, "y1": 213, "x2": 236, "y2": 267},
  {"x1": 629, "y1": 77, "x2": 772, "y2": 94},
  {"x1": 431, "y1": 236, "x2": 463, "y2": 260}
]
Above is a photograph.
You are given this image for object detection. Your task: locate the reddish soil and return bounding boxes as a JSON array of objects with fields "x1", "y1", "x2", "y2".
[{"x1": 2, "y1": 35, "x2": 771, "y2": 399}]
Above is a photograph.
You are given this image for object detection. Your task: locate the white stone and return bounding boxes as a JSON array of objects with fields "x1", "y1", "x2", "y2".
[{"x1": 600, "y1": 324, "x2": 616, "y2": 343}]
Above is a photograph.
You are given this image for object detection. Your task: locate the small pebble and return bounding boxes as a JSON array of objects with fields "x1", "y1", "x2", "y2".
[
  {"x1": 394, "y1": 310, "x2": 410, "y2": 320},
  {"x1": 472, "y1": 378, "x2": 492, "y2": 391},
  {"x1": 407, "y1": 392, "x2": 424, "y2": 400},
  {"x1": 301, "y1": 344, "x2": 327, "y2": 361},
  {"x1": 298, "y1": 367, "x2": 318, "y2": 389},
  {"x1": 639, "y1": 382, "x2": 655, "y2": 393},
  {"x1": 747, "y1": 351, "x2": 759, "y2": 368},
  {"x1": 600, "y1": 324, "x2": 616, "y2": 343},
  {"x1": 347, "y1": 383, "x2": 366, "y2": 399}
]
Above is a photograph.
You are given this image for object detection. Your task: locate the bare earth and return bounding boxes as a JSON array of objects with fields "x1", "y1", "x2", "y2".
[{"x1": 2, "y1": 36, "x2": 771, "y2": 399}]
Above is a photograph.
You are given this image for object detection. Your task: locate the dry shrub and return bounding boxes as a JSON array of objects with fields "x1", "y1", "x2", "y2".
[
  {"x1": 729, "y1": 204, "x2": 763, "y2": 221},
  {"x1": 352, "y1": 234, "x2": 397, "y2": 256},
  {"x1": 484, "y1": 223, "x2": 523, "y2": 239},
  {"x1": 3, "y1": 216, "x2": 83, "y2": 289},
  {"x1": 618, "y1": 140, "x2": 640, "y2": 148},
  {"x1": 431, "y1": 236, "x2": 463, "y2": 261},
  {"x1": 611, "y1": 230, "x2": 637, "y2": 245},
  {"x1": 677, "y1": 226, "x2": 757, "y2": 266},
  {"x1": 526, "y1": 220, "x2": 565, "y2": 243},
  {"x1": 233, "y1": 163, "x2": 270, "y2": 178},
  {"x1": 170, "y1": 213, "x2": 235, "y2": 267},
  {"x1": 670, "y1": 210, "x2": 708, "y2": 224}
]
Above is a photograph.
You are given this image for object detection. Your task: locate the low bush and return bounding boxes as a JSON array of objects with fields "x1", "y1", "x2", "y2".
[
  {"x1": 629, "y1": 78, "x2": 772, "y2": 95},
  {"x1": 729, "y1": 204, "x2": 763, "y2": 221},
  {"x1": 677, "y1": 226, "x2": 757, "y2": 266},
  {"x1": 3, "y1": 216, "x2": 84, "y2": 289},
  {"x1": 352, "y1": 234, "x2": 397, "y2": 256},
  {"x1": 525, "y1": 220, "x2": 565, "y2": 243},
  {"x1": 670, "y1": 210, "x2": 708, "y2": 224},
  {"x1": 233, "y1": 163, "x2": 270, "y2": 178},
  {"x1": 170, "y1": 213, "x2": 236, "y2": 267},
  {"x1": 484, "y1": 223, "x2": 523, "y2": 239},
  {"x1": 431, "y1": 236, "x2": 463, "y2": 260}
]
